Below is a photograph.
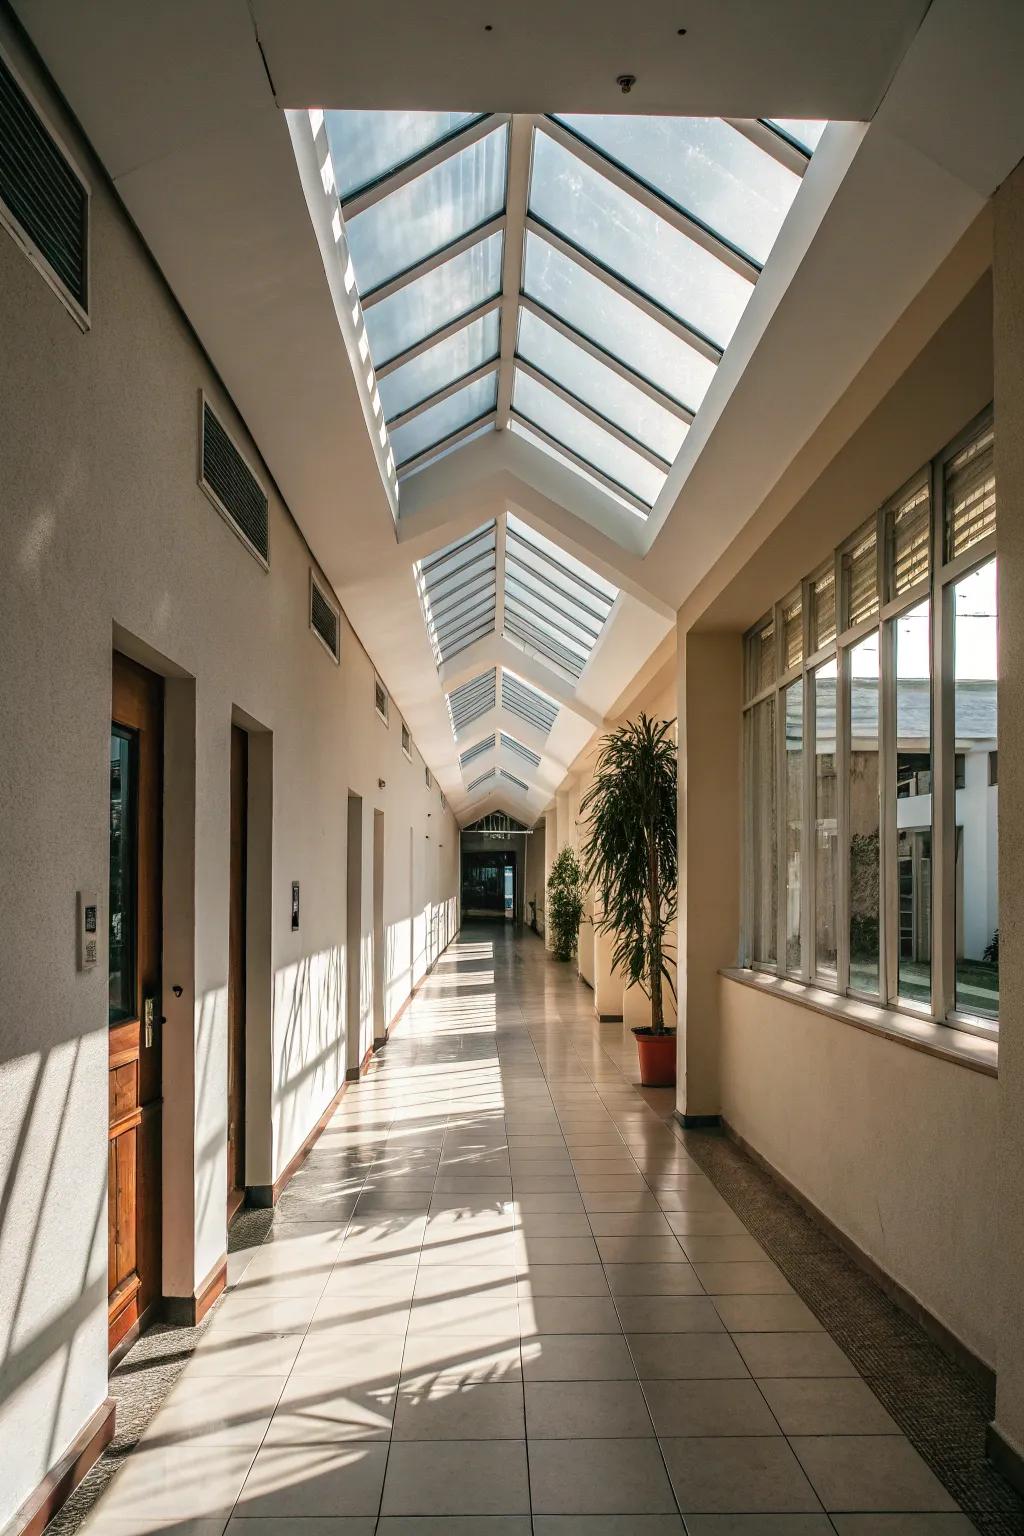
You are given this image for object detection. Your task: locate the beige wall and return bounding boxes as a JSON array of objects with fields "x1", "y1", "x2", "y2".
[
  {"x1": 0, "y1": 18, "x2": 458, "y2": 1527},
  {"x1": 720, "y1": 980, "x2": 999, "y2": 1364},
  {"x1": 992, "y1": 158, "x2": 1024, "y2": 1462}
]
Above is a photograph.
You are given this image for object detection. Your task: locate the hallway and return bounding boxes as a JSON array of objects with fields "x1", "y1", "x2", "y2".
[{"x1": 63, "y1": 924, "x2": 985, "y2": 1534}]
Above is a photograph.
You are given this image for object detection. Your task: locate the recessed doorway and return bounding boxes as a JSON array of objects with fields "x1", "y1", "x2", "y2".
[{"x1": 227, "y1": 723, "x2": 248, "y2": 1222}]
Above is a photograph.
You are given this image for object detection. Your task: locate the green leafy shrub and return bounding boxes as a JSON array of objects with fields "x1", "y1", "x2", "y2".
[{"x1": 547, "y1": 846, "x2": 584, "y2": 961}]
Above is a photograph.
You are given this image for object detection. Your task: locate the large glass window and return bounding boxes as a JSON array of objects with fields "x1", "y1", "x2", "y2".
[
  {"x1": 895, "y1": 600, "x2": 931, "y2": 1005},
  {"x1": 748, "y1": 697, "x2": 777, "y2": 965},
  {"x1": 784, "y1": 682, "x2": 803, "y2": 974},
  {"x1": 849, "y1": 633, "x2": 880, "y2": 996},
  {"x1": 741, "y1": 412, "x2": 996, "y2": 1032},
  {"x1": 814, "y1": 659, "x2": 839, "y2": 980},
  {"x1": 953, "y1": 559, "x2": 998, "y2": 1018}
]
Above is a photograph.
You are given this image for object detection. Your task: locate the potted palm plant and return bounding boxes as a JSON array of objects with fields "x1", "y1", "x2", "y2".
[
  {"x1": 581, "y1": 714, "x2": 678, "y2": 1086},
  {"x1": 547, "y1": 845, "x2": 584, "y2": 961}
]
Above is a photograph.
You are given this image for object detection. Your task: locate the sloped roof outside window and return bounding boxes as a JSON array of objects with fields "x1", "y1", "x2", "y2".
[
  {"x1": 416, "y1": 520, "x2": 497, "y2": 665},
  {"x1": 318, "y1": 108, "x2": 825, "y2": 511}
]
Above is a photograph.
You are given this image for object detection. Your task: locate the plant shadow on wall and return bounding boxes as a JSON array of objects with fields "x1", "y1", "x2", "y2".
[
  {"x1": 581, "y1": 713, "x2": 678, "y2": 1087},
  {"x1": 546, "y1": 846, "x2": 584, "y2": 963}
]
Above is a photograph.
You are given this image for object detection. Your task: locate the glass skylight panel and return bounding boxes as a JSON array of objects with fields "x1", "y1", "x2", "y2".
[
  {"x1": 447, "y1": 668, "x2": 497, "y2": 734},
  {"x1": 529, "y1": 130, "x2": 751, "y2": 349},
  {"x1": 460, "y1": 734, "x2": 496, "y2": 767},
  {"x1": 327, "y1": 111, "x2": 482, "y2": 200},
  {"x1": 554, "y1": 115, "x2": 800, "y2": 267},
  {"x1": 517, "y1": 308, "x2": 685, "y2": 462},
  {"x1": 767, "y1": 119, "x2": 827, "y2": 153},
  {"x1": 468, "y1": 767, "x2": 496, "y2": 792},
  {"x1": 380, "y1": 312, "x2": 500, "y2": 421},
  {"x1": 522, "y1": 235, "x2": 716, "y2": 413},
  {"x1": 501, "y1": 732, "x2": 541, "y2": 768},
  {"x1": 364, "y1": 232, "x2": 503, "y2": 365},
  {"x1": 390, "y1": 373, "x2": 497, "y2": 467},
  {"x1": 398, "y1": 420, "x2": 495, "y2": 481},
  {"x1": 513, "y1": 370, "x2": 665, "y2": 506},
  {"x1": 418, "y1": 521, "x2": 497, "y2": 666},
  {"x1": 508, "y1": 419, "x2": 642, "y2": 514},
  {"x1": 505, "y1": 515, "x2": 615, "y2": 678},
  {"x1": 346, "y1": 123, "x2": 508, "y2": 293},
  {"x1": 502, "y1": 671, "x2": 559, "y2": 734},
  {"x1": 501, "y1": 768, "x2": 530, "y2": 792}
]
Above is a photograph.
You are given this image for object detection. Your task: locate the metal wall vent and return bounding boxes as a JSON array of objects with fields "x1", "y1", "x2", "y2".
[
  {"x1": 200, "y1": 398, "x2": 269, "y2": 566},
  {"x1": 374, "y1": 677, "x2": 389, "y2": 722},
  {"x1": 425, "y1": 766, "x2": 432, "y2": 789},
  {"x1": 0, "y1": 51, "x2": 88, "y2": 319},
  {"x1": 401, "y1": 721, "x2": 411, "y2": 756},
  {"x1": 309, "y1": 572, "x2": 340, "y2": 661}
]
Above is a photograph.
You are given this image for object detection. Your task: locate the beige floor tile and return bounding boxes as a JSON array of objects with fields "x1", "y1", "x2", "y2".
[
  {"x1": 829, "y1": 1518, "x2": 977, "y2": 1534},
  {"x1": 525, "y1": 1379, "x2": 654, "y2": 1437},
  {"x1": 712, "y1": 1295, "x2": 823, "y2": 1332},
  {"x1": 532, "y1": 1518, "x2": 685, "y2": 1535},
  {"x1": 603, "y1": 1262, "x2": 705, "y2": 1296},
  {"x1": 675, "y1": 1235, "x2": 769, "y2": 1263},
  {"x1": 228, "y1": 1520, "x2": 375, "y2": 1534},
  {"x1": 790, "y1": 1436, "x2": 958, "y2": 1512},
  {"x1": 140, "y1": 1373, "x2": 285, "y2": 1448},
  {"x1": 528, "y1": 1437, "x2": 677, "y2": 1513},
  {"x1": 520, "y1": 1295, "x2": 622, "y2": 1333},
  {"x1": 235, "y1": 1442, "x2": 388, "y2": 1517},
  {"x1": 521, "y1": 1332, "x2": 638, "y2": 1380},
  {"x1": 381, "y1": 1439, "x2": 530, "y2": 1515},
  {"x1": 661, "y1": 1208, "x2": 748, "y2": 1233},
  {"x1": 736, "y1": 1333, "x2": 859, "y2": 1378},
  {"x1": 595, "y1": 1236, "x2": 687, "y2": 1264},
  {"x1": 614, "y1": 1296, "x2": 724, "y2": 1332},
  {"x1": 77, "y1": 1518, "x2": 229, "y2": 1536},
  {"x1": 587, "y1": 1212, "x2": 674, "y2": 1236},
  {"x1": 310, "y1": 1292, "x2": 412, "y2": 1334},
  {"x1": 644, "y1": 1378, "x2": 782, "y2": 1436},
  {"x1": 322, "y1": 1264, "x2": 418, "y2": 1297},
  {"x1": 413, "y1": 1264, "x2": 519, "y2": 1298},
  {"x1": 409, "y1": 1294, "x2": 523, "y2": 1335},
  {"x1": 89, "y1": 1446, "x2": 256, "y2": 1521},
  {"x1": 582, "y1": 1192, "x2": 664, "y2": 1212},
  {"x1": 377, "y1": 1520, "x2": 532, "y2": 1534},
  {"x1": 515, "y1": 1235, "x2": 601, "y2": 1264},
  {"x1": 518, "y1": 1264, "x2": 610, "y2": 1296},
  {"x1": 186, "y1": 1331, "x2": 303, "y2": 1377},
  {"x1": 264, "y1": 1372, "x2": 395, "y2": 1443},
  {"x1": 626, "y1": 1332, "x2": 750, "y2": 1379},
  {"x1": 205, "y1": 1293, "x2": 318, "y2": 1334},
  {"x1": 662, "y1": 1436, "x2": 822, "y2": 1513},
  {"x1": 759, "y1": 1377, "x2": 901, "y2": 1434},
  {"x1": 694, "y1": 1261, "x2": 795, "y2": 1295},
  {"x1": 292, "y1": 1331, "x2": 405, "y2": 1383},
  {"x1": 393, "y1": 1380, "x2": 525, "y2": 1439},
  {"x1": 682, "y1": 1517, "x2": 833, "y2": 1534},
  {"x1": 400, "y1": 1333, "x2": 523, "y2": 1386}
]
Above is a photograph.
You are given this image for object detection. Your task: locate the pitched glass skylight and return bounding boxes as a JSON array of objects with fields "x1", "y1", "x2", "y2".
[
  {"x1": 460, "y1": 733, "x2": 496, "y2": 768},
  {"x1": 505, "y1": 514, "x2": 617, "y2": 679},
  {"x1": 501, "y1": 670, "x2": 559, "y2": 735},
  {"x1": 501, "y1": 768, "x2": 530, "y2": 792},
  {"x1": 467, "y1": 767, "x2": 496, "y2": 792},
  {"x1": 416, "y1": 520, "x2": 497, "y2": 666},
  {"x1": 500, "y1": 732, "x2": 541, "y2": 768},
  {"x1": 314, "y1": 108, "x2": 823, "y2": 500},
  {"x1": 345, "y1": 122, "x2": 508, "y2": 293},
  {"x1": 447, "y1": 667, "x2": 497, "y2": 735}
]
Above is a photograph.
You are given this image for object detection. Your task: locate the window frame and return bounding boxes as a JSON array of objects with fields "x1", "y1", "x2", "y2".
[{"x1": 741, "y1": 407, "x2": 997, "y2": 1037}]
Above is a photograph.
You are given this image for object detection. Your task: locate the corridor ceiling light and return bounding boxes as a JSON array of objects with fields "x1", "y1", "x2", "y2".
[{"x1": 316, "y1": 106, "x2": 825, "y2": 509}]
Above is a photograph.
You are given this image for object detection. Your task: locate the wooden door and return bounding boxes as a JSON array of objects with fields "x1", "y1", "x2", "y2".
[
  {"x1": 227, "y1": 723, "x2": 247, "y2": 1220},
  {"x1": 108, "y1": 653, "x2": 163, "y2": 1355}
]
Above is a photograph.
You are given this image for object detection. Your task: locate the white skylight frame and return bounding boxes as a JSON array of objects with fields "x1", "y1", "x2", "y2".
[{"x1": 316, "y1": 108, "x2": 823, "y2": 510}]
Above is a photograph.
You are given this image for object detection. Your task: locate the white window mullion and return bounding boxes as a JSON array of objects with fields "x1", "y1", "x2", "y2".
[{"x1": 932, "y1": 457, "x2": 956, "y2": 1022}]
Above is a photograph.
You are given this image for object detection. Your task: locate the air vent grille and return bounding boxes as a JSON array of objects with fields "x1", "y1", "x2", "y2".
[
  {"x1": 374, "y1": 678, "x2": 389, "y2": 722},
  {"x1": 201, "y1": 401, "x2": 269, "y2": 564},
  {"x1": 0, "y1": 53, "x2": 88, "y2": 312},
  {"x1": 401, "y1": 722, "x2": 411, "y2": 755},
  {"x1": 310, "y1": 575, "x2": 339, "y2": 660}
]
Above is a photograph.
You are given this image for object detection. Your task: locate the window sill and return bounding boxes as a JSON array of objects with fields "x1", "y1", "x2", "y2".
[{"x1": 719, "y1": 968, "x2": 998, "y2": 1078}]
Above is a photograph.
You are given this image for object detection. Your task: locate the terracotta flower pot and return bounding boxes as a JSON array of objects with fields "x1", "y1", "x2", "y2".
[{"x1": 634, "y1": 1029, "x2": 677, "y2": 1087}]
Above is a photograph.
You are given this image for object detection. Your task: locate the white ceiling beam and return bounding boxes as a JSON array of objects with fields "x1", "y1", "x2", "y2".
[
  {"x1": 724, "y1": 117, "x2": 811, "y2": 177},
  {"x1": 538, "y1": 116, "x2": 761, "y2": 284},
  {"x1": 440, "y1": 635, "x2": 604, "y2": 729},
  {"x1": 523, "y1": 217, "x2": 723, "y2": 366},
  {"x1": 518, "y1": 295, "x2": 694, "y2": 423},
  {"x1": 376, "y1": 295, "x2": 502, "y2": 379},
  {"x1": 342, "y1": 113, "x2": 511, "y2": 218},
  {"x1": 386, "y1": 360, "x2": 499, "y2": 431},
  {"x1": 362, "y1": 215, "x2": 505, "y2": 308},
  {"x1": 396, "y1": 411, "x2": 497, "y2": 478},
  {"x1": 496, "y1": 113, "x2": 536, "y2": 429},
  {"x1": 513, "y1": 359, "x2": 672, "y2": 472},
  {"x1": 509, "y1": 410, "x2": 652, "y2": 517}
]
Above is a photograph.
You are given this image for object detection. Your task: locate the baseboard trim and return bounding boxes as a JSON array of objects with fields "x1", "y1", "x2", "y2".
[
  {"x1": 719, "y1": 1117, "x2": 996, "y2": 1397},
  {"x1": 986, "y1": 1422, "x2": 1024, "y2": 1494},
  {"x1": 674, "y1": 1110, "x2": 722, "y2": 1128},
  {"x1": 164, "y1": 1254, "x2": 227, "y2": 1327},
  {"x1": 5, "y1": 1396, "x2": 115, "y2": 1536}
]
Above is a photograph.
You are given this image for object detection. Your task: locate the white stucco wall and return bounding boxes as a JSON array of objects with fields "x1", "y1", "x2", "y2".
[
  {"x1": 0, "y1": 19, "x2": 458, "y2": 1526},
  {"x1": 719, "y1": 980, "x2": 999, "y2": 1367}
]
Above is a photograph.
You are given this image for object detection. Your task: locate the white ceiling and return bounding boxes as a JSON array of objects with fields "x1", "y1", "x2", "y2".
[{"x1": 13, "y1": 0, "x2": 1024, "y2": 822}]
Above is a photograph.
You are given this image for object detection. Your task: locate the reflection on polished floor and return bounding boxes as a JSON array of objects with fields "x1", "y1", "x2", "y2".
[{"x1": 77, "y1": 924, "x2": 973, "y2": 1534}]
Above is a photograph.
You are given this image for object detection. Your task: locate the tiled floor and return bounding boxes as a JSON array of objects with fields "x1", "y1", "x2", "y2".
[{"x1": 62, "y1": 924, "x2": 996, "y2": 1534}]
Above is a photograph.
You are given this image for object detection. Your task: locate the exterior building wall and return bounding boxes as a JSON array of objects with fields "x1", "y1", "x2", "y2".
[{"x1": 0, "y1": 17, "x2": 458, "y2": 1528}]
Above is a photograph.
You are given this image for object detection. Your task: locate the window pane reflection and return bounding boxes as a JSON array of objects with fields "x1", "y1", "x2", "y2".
[
  {"x1": 849, "y1": 633, "x2": 880, "y2": 995},
  {"x1": 784, "y1": 682, "x2": 803, "y2": 973},
  {"x1": 814, "y1": 659, "x2": 838, "y2": 979},
  {"x1": 895, "y1": 600, "x2": 931, "y2": 1003},
  {"x1": 954, "y1": 559, "x2": 998, "y2": 1018}
]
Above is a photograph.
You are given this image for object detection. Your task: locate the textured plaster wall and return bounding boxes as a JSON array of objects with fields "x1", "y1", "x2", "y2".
[
  {"x1": 992, "y1": 156, "x2": 1024, "y2": 1459},
  {"x1": 719, "y1": 981, "x2": 999, "y2": 1366},
  {"x1": 0, "y1": 18, "x2": 458, "y2": 1526}
]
